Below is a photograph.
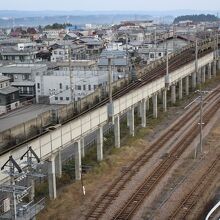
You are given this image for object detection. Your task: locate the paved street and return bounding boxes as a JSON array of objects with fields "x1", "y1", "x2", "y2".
[{"x1": 0, "y1": 104, "x2": 59, "y2": 132}]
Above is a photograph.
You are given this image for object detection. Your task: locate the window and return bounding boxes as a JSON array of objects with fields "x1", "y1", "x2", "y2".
[
  {"x1": 12, "y1": 93, "x2": 15, "y2": 100},
  {"x1": 54, "y1": 51, "x2": 57, "y2": 55},
  {"x1": 37, "y1": 83, "x2": 40, "y2": 89},
  {"x1": 60, "y1": 97, "x2": 63, "y2": 101},
  {"x1": 83, "y1": 85, "x2": 86, "y2": 90},
  {"x1": 66, "y1": 97, "x2": 70, "y2": 101},
  {"x1": 150, "y1": 53, "x2": 154, "y2": 59},
  {"x1": 94, "y1": 85, "x2": 97, "y2": 90},
  {"x1": 0, "y1": 84, "x2": 2, "y2": 88},
  {"x1": 66, "y1": 85, "x2": 69, "y2": 90},
  {"x1": 55, "y1": 97, "x2": 58, "y2": 100},
  {"x1": 77, "y1": 85, "x2": 81, "y2": 90},
  {"x1": 88, "y1": 85, "x2": 91, "y2": 91},
  {"x1": 59, "y1": 83, "x2": 62, "y2": 89}
]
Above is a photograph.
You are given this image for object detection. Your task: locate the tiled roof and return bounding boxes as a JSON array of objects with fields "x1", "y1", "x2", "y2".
[{"x1": 0, "y1": 86, "x2": 19, "y2": 95}]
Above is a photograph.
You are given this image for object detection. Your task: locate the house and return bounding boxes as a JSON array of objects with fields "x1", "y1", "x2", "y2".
[
  {"x1": 0, "y1": 64, "x2": 48, "y2": 82},
  {"x1": 138, "y1": 35, "x2": 193, "y2": 62},
  {"x1": 0, "y1": 46, "x2": 38, "y2": 63},
  {"x1": 42, "y1": 29, "x2": 65, "y2": 39},
  {"x1": 0, "y1": 76, "x2": 20, "y2": 115},
  {"x1": 98, "y1": 50, "x2": 129, "y2": 75},
  {"x1": 50, "y1": 41, "x2": 86, "y2": 62},
  {"x1": 63, "y1": 33, "x2": 79, "y2": 41},
  {"x1": 11, "y1": 81, "x2": 35, "y2": 99},
  {"x1": 77, "y1": 37, "x2": 104, "y2": 57}
]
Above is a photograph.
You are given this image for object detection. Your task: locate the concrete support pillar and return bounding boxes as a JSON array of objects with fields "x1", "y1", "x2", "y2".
[
  {"x1": 55, "y1": 150, "x2": 62, "y2": 178},
  {"x1": 213, "y1": 60, "x2": 217, "y2": 77},
  {"x1": 127, "y1": 112, "x2": 130, "y2": 127},
  {"x1": 171, "y1": 85, "x2": 176, "y2": 104},
  {"x1": 158, "y1": 91, "x2": 162, "y2": 100},
  {"x1": 185, "y1": 76, "x2": 189, "y2": 96},
  {"x1": 48, "y1": 155, "x2": 57, "y2": 200},
  {"x1": 192, "y1": 72, "x2": 196, "y2": 89},
  {"x1": 202, "y1": 66, "x2": 206, "y2": 83},
  {"x1": 218, "y1": 59, "x2": 220, "y2": 70},
  {"x1": 114, "y1": 115, "x2": 120, "y2": 148},
  {"x1": 178, "y1": 79, "x2": 183, "y2": 100},
  {"x1": 197, "y1": 68, "x2": 202, "y2": 84},
  {"x1": 153, "y1": 94, "x2": 158, "y2": 119},
  {"x1": 208, "y1": 63, "x2": 212, "y2": 79},
  {"x1": 137, "y1": 104, "x2": 141, "y2": 117},
  {"x1": 74, "y1": 140, "x2": 81, "y2": 180},
  {"x1": 162, "y1": 89, "x2": 167, "y2": 112},
  {"x1": 146, "y1": 98, "x2": 150, "y2": 111},
  {"x1": 140, "y1": 99, "x2": 146, "y2": 127},
  {"x1": 97, "y1": 126, "x2": 103, "y2": 161},
  {"x1": 128, "y1": 107, "x2": 135, "y2": 136},
  {"x1": 81, "y1": 138, "x2": 85, "y2": 158}
]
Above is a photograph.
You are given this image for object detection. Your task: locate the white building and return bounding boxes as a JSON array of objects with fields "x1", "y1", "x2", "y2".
[{"x1": 35, "y1": 60, "x2": 125, "y2": 105}]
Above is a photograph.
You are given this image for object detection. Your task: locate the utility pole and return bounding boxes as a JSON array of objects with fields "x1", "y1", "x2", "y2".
[
  {"x1": 195, "y1": 39, "x2": 204, "y2": 158},
  {"x1": 195, "y1": 39, "x2": 198, "y2": 77},
  {"x1": 216, "y1": 31, "x2": 219, "y2": 60},
  {"x1": 154, "y1": 26, "x2": 157, "y2": 61},
  {"x1": 68, "y1": 46, "x2": 75, "y2": 104},
  {"x1": 125, "y1": 33, "x2": 129, "y2": 82},
  {"x1": 108, "y1": 57, "x2": 113, "y2": 104},
  {"x1": 107, "y1": 55, "x2": 114, "y2": 123},
  {"x1": 172, "y1": 25, "x2": 175, "y2": 52},
  {"x1": 195, "y1": 39, "x2": 199, "y2": 158}
]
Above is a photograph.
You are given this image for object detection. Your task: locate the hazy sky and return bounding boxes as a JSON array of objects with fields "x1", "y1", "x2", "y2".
[{"x1": 1, "y1": 0, "x2": 220, "y2": 11}]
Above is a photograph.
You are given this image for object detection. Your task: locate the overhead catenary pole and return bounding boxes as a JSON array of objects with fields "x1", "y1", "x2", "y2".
[
  {"x1": 125, "y1": 33, "x2": 130, "y2": 83},
  {"x1": 195, "y1": 39, "x2": 198, "y2": 75},
  {"x1": 165, "y1": 30, "x2": 170, "y2": 88},
  {"x1": 172, "y1": 25, "x2": 175, "y2": 52},
  {"x1": 216, "y1": 31, "x2": 219, "y2": 60},
  {"x1": 108, "y1": 57, "x2": 113, "y2": 104}
]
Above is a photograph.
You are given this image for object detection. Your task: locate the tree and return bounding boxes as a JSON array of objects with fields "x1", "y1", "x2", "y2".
[{"x1": 173, "y1": 14, "x2": 219, "y2": 24}]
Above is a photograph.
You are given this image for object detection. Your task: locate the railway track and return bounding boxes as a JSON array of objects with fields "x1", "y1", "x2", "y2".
[
  {"x1": 168, "y1": 155, "x2": 220, "y2": 220},
  {"x1": 111, "y1": 94, "x2": 220, "y2": 220},
  {"x1": 85, "y1": 85, "x2": 220, "y2": 219}
]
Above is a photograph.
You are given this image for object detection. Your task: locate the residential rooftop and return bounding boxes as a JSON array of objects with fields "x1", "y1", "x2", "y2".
[
  {"x1": 0, "y1": 75, "x2": 10, "y2": 83},
  {"x1": 0, "y1": 86, "x2": 19, "y2": 95}
]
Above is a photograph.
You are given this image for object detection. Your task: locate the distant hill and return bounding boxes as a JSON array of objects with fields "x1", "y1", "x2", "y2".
[
  {"x1": 0, "y1": 10, "x2": 219, "y2": 18},
  {"x1": 0, "y1": 14, "x2": 154, "y2": 28},
  {"x1": 173, "y1": 14, "x2": 219, "y2": 23},
  {"x1": 0, "y1": 10, "x2": 219, "y2": 28}
]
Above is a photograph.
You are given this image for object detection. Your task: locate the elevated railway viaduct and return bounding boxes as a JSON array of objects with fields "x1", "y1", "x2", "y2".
[{"x1": 0, "y1": 38, "x2": 220, "y2": 200}]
